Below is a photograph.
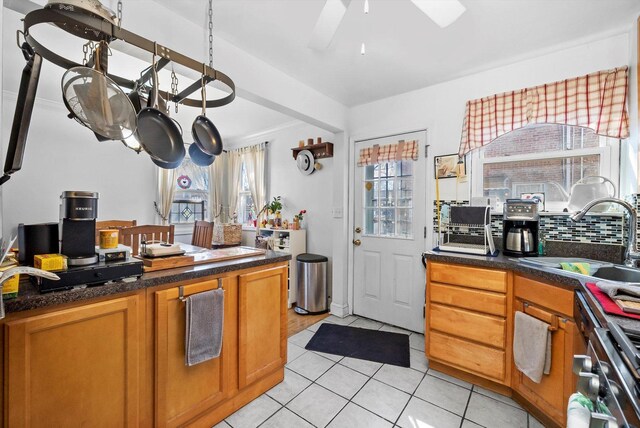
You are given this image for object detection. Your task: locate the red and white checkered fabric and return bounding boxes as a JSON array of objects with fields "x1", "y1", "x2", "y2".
[
  {"x1": 357, "y1": 140, "x2": 419, "y2": 167},
  {"x1": 458, "y1": 66, "x2": 629, "y2": 157}
]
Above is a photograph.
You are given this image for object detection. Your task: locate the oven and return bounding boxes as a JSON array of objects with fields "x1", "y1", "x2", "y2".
[{"x1": 573, "y1": 290, "x2": 640, "y2": 428}]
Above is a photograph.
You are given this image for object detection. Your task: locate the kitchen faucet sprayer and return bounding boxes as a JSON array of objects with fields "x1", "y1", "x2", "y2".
[{"x1": 571, "y1": 197, "x2": 640, "y2": 268}]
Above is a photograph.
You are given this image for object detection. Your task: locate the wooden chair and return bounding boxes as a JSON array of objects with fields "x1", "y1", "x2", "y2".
[
  {"x1": 191, "y1": 220, "x2": 214, "y2": 249},
  {"x1": 118, "y1": 225, "x2": 175, "y2": 256},
  {"x1": 95, "y1": 220, "x2": 137, "y2": 245}
]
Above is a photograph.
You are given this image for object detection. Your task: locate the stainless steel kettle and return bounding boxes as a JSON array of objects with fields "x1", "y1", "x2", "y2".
[{"x1": 506, "y1": 227, "x2": 535, "y2": 253}]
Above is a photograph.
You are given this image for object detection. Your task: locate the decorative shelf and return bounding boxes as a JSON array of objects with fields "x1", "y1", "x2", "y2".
[{"x1": 291, "y1": 142, "x2": 334, "y2": 160}]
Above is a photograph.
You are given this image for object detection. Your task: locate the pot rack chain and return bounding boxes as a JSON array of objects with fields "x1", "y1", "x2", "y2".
[
  {"x1": 208, "y1": 0, "x2": 214, "y2": 68},
  {"x1": 22, "y1": 7, "x2": 235, "y2": 109}
]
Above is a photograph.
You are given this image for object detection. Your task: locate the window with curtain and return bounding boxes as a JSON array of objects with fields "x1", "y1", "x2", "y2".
[
  {"x1": 169, "y1": 156, "x2": 210, "y2": 224},
  {"x1": 471, "y1": 124, "x2": 619, "y2": 212},
  {"x1": 236, "y1": 162, "x2": 256, "y2": 225}
]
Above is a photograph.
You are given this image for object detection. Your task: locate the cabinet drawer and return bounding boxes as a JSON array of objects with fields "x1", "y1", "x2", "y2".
[
  {"x1": 429, "y1": 331, "x2": 506, "y2": 382},
  {"x1": 430, "y1": 283, "x2": 506, "y2": 316},
  {"x1": 430, "y1": 304, "x2": 506, "y2": 348},
  {"x1": 430, "y1": 262, "x2": 507, "y2": 293},
  {"x1": 514, "y1": 275, "x2": 574, "y2": 317}
]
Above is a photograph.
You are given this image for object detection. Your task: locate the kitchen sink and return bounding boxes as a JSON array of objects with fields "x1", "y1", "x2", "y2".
[
  {"x1": 590, "y1": 265, "x2": 640, "y2": 283},
  {"x1": 518, "y1": 257, "x2": 614, "y2": 271}
]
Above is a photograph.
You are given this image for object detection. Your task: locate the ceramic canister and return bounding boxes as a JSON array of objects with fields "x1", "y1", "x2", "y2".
[{"x1": 99, "y1": 229, "x2": 119, "y2": 249}]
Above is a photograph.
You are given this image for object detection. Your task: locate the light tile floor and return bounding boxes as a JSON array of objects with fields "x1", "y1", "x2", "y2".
[{"x1": 218, "y1": 315, "x2": 547, "y2": 428}]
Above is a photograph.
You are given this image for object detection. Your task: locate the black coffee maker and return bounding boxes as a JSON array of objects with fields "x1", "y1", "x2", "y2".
[
  {"x1": 60, "y1": 191, "x2": 99, "y2": 266},
  {"x1": 502, "y1": 199, "x2": 539, "y2": 257}
]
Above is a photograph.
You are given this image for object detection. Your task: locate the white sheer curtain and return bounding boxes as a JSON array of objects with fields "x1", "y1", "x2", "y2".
[
  {"x1": 225, "y1": 150, "x2": 243, "y2": 222},
  {"x1": 156, "y1": 167, "x2": 177, "y2": 225},
  {"x1": 242, "y1": 143, "x2": 267, "y2": 222},
  {"x1": 209, "y1": 153, "x2": 226, "y2": 223}
]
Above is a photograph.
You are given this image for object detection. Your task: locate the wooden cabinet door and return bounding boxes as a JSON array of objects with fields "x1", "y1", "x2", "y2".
[
  {"x1": 512, "y1": 300, "x2": 575, "y2": 426},
  {"x1": 238, "y1": 266, "x2": 287, "y2": 389},
  {"x1": 5, "y1": 294, "x2": 143, "y2": 427},
  {"x1": 154, "y1": 277, "x2": 237, "y2": 427}
]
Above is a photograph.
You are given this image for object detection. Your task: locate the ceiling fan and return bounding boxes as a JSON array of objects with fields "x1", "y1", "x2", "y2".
[{"x1": 308, "y1": 0, "x2": 466, "y2": 51}]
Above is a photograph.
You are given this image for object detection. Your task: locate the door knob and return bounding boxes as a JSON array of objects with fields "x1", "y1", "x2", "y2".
[
  {"x1": 355, "y1": 227, "x2": 362, "y2": 233},
  {"x1": 353, "y1": 239, "x2": 361, "y2": 246}
]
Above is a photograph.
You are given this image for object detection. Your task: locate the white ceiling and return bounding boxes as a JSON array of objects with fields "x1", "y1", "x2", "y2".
[{"x1": 155, "y1": 0, "x2": 640, "y2": 107}]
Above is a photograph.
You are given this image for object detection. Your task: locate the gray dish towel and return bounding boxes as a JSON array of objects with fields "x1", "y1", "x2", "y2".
[
  {"x1": 596, "y1": 281, "x2": 640, "y2": 303},
  {"x1": 185, "y1": 288, "x2": 224, "y2": 367},
  {"x1": 513, "y1": 311, "x2": 552, "y2": 383}
]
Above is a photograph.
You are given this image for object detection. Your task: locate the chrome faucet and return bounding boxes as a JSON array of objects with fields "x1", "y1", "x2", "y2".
[{"x1": 570, "y1": 197, "x2": 640, "y2": 268}]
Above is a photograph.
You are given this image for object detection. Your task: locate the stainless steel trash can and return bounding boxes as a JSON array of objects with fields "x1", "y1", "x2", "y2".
[{"x1": 295, "y1": 253, "x2": 328, "y2": 314}]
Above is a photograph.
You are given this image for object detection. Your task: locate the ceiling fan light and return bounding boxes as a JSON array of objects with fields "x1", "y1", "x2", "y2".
[
  {"x1": 364, "y1": 0, "x2": 369, "y2": 14},
  {"x1": 409, "y1": 0, "x2": 466, "y2": 28},
  {"x1": 361, "y1": 42, "x2": 366, "y2": 55}
]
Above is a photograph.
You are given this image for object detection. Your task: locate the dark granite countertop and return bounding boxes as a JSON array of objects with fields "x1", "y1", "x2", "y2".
[
  {"x1": 424, "y1": 251, "x2": 640, "y2": 334},
  {"x1": 5, "y1": 251, "x2": 291, "y2": 314}
]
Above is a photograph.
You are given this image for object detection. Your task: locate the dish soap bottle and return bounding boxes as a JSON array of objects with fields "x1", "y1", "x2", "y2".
[{"x1": 538, "y1": 234, "x2": 546, "y2": 256}]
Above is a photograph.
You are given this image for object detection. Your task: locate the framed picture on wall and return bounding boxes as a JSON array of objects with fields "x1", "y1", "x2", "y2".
[{"x1": 434, "y1": 154, "x2": 465, "y2": 179}]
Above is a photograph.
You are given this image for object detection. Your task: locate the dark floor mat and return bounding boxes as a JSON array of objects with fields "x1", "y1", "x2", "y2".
[{"x1": 305, "y1": 323, "x2": 410, "y2": 367}]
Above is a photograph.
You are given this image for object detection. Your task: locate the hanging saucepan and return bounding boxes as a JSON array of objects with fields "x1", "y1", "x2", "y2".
[
  {"x1": 189, "y1": 142, "x2": 215, "y2": 167},
  {"x1": 136, "y1": 44, "x2": 185, "y2": 165},
  {"x1": 61, "y1": 42, "x2": 137, "y2": 140},
  {"x1": 192, "y1": 67, "x2": 223, "y2": 156}
]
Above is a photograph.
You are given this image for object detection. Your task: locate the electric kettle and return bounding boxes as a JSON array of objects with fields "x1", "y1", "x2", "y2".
[{"x1": 506, "y1": 227, "x2": 535, "y2": 254}]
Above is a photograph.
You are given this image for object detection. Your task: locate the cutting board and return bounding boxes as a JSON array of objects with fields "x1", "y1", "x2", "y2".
[
  {"x1": 615, "y1": 299, "x2": 640, "y2": 315},
  {"x1": 136, "y1": 246, "x2": 267, "y2": 272}
]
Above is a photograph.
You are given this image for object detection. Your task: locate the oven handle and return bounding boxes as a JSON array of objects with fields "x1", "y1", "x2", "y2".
[{"x1": 608, "y1": 321, "x2": 640, "y2": 370}]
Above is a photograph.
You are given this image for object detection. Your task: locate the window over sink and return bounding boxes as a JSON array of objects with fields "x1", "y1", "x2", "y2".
[{"x1": 470, "y1": 124, "x2": 619, "y2": 213}]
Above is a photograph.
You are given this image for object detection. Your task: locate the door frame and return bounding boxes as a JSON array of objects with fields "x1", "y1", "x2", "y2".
[{"x1": 347, "y1": 127, "x2": 431, "y2": 324}]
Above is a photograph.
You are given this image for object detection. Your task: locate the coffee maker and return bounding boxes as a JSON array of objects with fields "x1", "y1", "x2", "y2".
[
  {"x1": 60, "y1": 191, "x2": 99, "y2": 266},
  {"x1": 503, "y1": 199, "x2": 539, "y2": 257}
]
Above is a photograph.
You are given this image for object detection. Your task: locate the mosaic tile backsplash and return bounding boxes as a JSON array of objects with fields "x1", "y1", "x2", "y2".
[{"x1": 433, "y1": 198, "x2": 631, "y2": 247}]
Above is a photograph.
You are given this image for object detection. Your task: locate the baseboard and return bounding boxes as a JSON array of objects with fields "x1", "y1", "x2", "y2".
[{"x1": 329, "y1": 302, "x2": 349, "y2": 318}]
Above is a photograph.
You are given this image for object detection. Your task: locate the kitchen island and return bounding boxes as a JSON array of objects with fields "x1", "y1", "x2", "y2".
[{"x1": 1, "y1": 250, "x2": 291, "y2": 427}]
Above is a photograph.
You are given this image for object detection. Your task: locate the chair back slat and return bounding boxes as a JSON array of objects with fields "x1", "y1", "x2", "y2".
[
  {"x1": 118, "y1": 225, "x2": 175, "y2": 256},
  {"x1": 191, "y1": 221, "x2": 214, "y2": 248}
]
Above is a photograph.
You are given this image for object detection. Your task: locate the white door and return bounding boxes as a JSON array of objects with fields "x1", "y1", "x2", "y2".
[{"x1": 352, "y1": 131, "x2": 427, "y2": 333}]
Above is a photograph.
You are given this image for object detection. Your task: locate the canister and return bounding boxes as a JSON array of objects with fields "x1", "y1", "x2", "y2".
[{"x1": 99, "y1": 229, "x2": 119, "y2": 249}]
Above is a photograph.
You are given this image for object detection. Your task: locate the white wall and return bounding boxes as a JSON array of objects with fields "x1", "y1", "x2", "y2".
[{"x1": 228, "y1": 122, "x2": 337, "y2": 295}]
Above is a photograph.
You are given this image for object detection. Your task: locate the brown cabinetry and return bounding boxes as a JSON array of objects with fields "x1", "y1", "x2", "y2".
[
  {"x1": 5, "y1": 292, "x2": 144, "y2": 427},
  {"x1": 238, "y1": 266, "x2": 288, "y2": 389},
  {"x1": 426, "y1": 261, "x2": 512, "y2": 385},
  {"x1": 512, "y1": 275, "x2": 584, "y2": 427},
  {"x1": 154, "y1": 277, "x2": 237, "y2": 427}
]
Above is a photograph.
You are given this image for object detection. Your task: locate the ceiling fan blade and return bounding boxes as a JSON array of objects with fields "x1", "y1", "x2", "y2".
[
  {"x1": 409, "y1": 0, "x2": 466, "y2": 28},
  {"x1": 308, "y1": 0, "x2": 352, "y2": 51}
]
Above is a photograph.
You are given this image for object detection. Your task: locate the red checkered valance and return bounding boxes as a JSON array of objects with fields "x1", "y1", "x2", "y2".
[
  {"x1": 358, "y1": 140, "x2": 418, "y2": 167},
  {"x1": 458, "y1": 66, "x2": 629, "y2": 157}
]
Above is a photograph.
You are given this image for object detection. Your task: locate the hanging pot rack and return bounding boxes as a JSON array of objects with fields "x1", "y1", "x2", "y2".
[{"x1": 22, "y1": 6, "x2": 235, "y2": 109}]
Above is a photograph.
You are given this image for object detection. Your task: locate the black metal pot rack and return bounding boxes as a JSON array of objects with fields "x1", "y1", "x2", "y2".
[{"x1": 22, "y1": 7, "x2": 235, "y2": 108}]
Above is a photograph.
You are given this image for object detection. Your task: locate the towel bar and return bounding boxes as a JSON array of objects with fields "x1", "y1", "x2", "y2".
[
  {"x1": 522, "y1": 302, "x2": 566, "y2": 331},
  {"x1": 179, "y1": 278, "x2": 223, "y2": 302}
]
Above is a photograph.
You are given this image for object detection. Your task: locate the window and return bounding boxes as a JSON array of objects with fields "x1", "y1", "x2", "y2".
[
  {"x1": 471, "y1": 124, "x2": 619, "y2": 212},
  {"x1": 236, "y1": 162, "x2": 255, "y2": 225},
  {"x1": 170, "y1": 157, "x2": 209, "y2": 224},
  {"x1": 363, "y1": 160, "x2": 413, "y2": 238}
]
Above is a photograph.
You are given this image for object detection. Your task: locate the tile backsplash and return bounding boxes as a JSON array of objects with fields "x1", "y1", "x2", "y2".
[{"x1": 433, "y1": 199, "x2": 629, "y2": 247}]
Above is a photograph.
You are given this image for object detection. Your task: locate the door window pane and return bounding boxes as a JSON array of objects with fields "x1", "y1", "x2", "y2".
[{"x1": 362, "y1": 160, "x2": 414, "y2": 239}]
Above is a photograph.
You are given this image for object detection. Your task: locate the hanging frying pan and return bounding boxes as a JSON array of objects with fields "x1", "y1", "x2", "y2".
[
  {"x1": 192, "y1": 68, "x2": 223, "y2": 156},
  {"x1": 189, "y1": 143, "x2": 215, "y2": 167},
  {"x1": 151, "y1": 156, "x2": 182, "y2": 170},
  {"x1": 137, "y1": 45, "x2": 185, "y2": 165},
  {"x1": 1, "y1": 43, "x2": 43, "y2": 185}
]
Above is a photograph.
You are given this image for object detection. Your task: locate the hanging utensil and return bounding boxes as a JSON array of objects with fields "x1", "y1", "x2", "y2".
[
  {"x1": 191, "y1": 66, "x2": 223, "y2": 156},
  {"x1": 189, "y1": 142, "x2": 215, "y2": 167},
  {"x1": 61, "y1": 42, "x2": 137, "y2": 140},
  {"x1": 136, "y1": 43, "x2": 185, "y2": 167}
]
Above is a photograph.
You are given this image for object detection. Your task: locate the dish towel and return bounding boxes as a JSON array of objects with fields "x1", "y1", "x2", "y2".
[
  {"x1": 185, "y1": 288, "x2": 224, "y2": 367},
  {"x1": 596, "y1": 280, "x2": 640, "y2": 303},
  {"x1": 560, "y1": 262, "x2": 591, "y2": 275},
  {"x1": 513, "y1": 311, "x2": 552, "y2": 383},
  {"x1": 566, "y1": 392, "x2": 611, "y2": 428}
]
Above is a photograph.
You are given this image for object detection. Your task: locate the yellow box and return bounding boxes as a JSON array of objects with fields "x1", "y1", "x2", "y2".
[
  {"x1": 34, "y1": 253, "x2": 67, "y2": 271},
  {"x1": 0, "y1": 266, "x2": 19, "y2": 299}
]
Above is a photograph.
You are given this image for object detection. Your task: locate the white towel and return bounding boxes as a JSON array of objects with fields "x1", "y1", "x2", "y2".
[
  {"x1": 566, "y1": 393, "x2": 593, "y2": 428},
  {"x1": 513, "y1": 311, "x2": 552, "y2": 383},
  {"x1": 596, "y1": 280, "x2": 640, "y2": 303},
  {"x1": 185, "y1": 288, "x2": 224, "y2": 366}
]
